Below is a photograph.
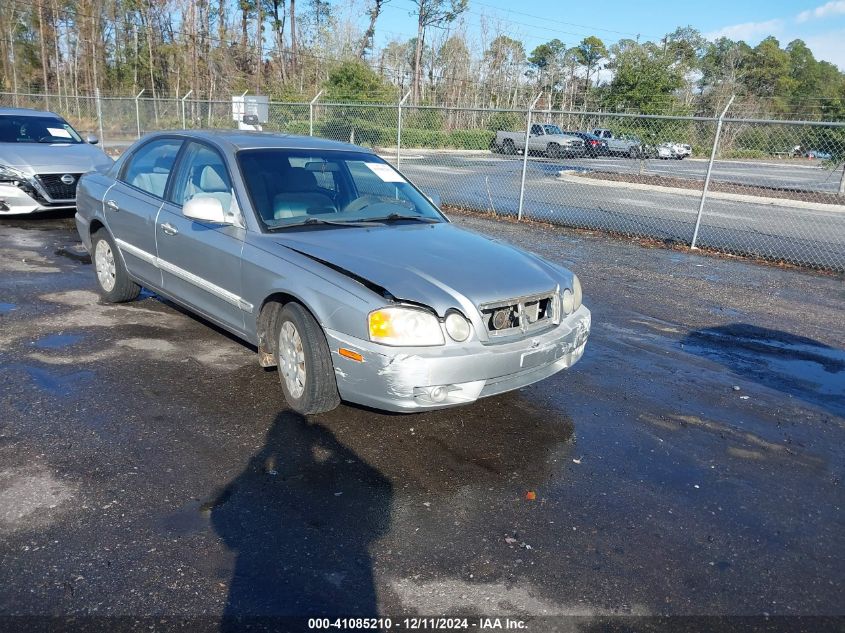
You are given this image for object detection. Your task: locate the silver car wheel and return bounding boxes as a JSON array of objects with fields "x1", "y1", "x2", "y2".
[
  {"x1": 279, "y1": 320, "x2": 306, "y2": 399},
  {"x1": 94, "y1": 239, "x2": 117, "y2": 292}
]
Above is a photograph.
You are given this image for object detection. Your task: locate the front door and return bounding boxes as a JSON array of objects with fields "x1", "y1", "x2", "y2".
[{"x1": 156, "y1": 141, "x2": 247, "y2": 334}]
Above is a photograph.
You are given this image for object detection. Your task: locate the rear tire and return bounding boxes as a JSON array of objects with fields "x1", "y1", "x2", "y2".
[
  {"x1": 91, "y1": 229, "x2": 141, "y2": 303},
  {"x1": 275, "y1": 302, "x2": 340, "y2": 415},
  {"x1": 503, "y1": 139, "x2": 516, "y2": 155},
  {"x1": 629, "y1": 146, "x2": 639, "y2": 159}
]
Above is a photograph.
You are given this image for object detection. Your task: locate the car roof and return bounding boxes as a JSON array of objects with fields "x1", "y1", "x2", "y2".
[
  {"x1": 0, "y1": 107, "x2": 63, "y2": 118},
  {"x1": 144, "y1": 129, "x2": 374, "y2": 153}
]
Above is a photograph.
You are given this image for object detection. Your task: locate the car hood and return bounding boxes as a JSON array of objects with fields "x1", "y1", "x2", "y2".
[
  {"x1": 270, "y1": 222, "x2": 566, "y2": 315},
  {"x1": 0, "y1": 142, "x2": 113, "y2": 175}
]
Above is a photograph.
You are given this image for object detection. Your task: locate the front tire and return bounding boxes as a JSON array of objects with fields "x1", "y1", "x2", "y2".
[
  {"x1": 91, "y1": 229, "x2": 140, "y2": 303},
  {"x1": 276, "y1": 302, "x2": 340, "y2": 415},
  {"x1": 546, "y1": 143, "x2": 561, "y2": 159}
]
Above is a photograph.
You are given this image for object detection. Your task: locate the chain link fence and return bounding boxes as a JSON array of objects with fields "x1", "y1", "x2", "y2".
[{"x1": 2, "y1": 91, "x2": 844, "y2": 272}]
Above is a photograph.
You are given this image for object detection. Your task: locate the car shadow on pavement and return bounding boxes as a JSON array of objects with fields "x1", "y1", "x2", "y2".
[
  {"x1": 210, "y1": 410, "x2": 392, "y2": 626},
  {"x1": 681, "y1": 323, "x2": 845, "y2": 417}
]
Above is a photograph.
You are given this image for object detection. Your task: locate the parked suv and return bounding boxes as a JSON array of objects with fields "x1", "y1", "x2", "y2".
[
  {"x1": 0, "y1": 107, "x2": 112, "y2": 215},
  {"x1": 591, "y1": 129, "x2": 644, "y2": 158}
]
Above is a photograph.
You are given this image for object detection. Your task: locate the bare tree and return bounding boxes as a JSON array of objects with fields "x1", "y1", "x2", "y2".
[
  {"x1": 290, "y1": 0, "x2": 298, "y2": 71},
  {"x1": 409, "y1": 0, "x2": 467, "y2": 104},
  {"x1": 357, "y1": 0, "x2": 389, "y2": 59}
]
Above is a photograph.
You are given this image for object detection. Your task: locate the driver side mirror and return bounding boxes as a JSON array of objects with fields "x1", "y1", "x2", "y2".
[
  {"x1": 184, "y1": 196, "x2": 228, "y2": 224},
  {"x1": 86, "y1": 134, "x2": 99, "y2": 145}
]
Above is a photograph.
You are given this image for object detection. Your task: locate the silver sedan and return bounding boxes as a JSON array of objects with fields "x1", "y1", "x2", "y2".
[
  {"x1": 0, "y1": 107, "x2": 112, "y2": 214},
  {"x1": 74, "y1": 130, "x2": 591, "y2": 414}
]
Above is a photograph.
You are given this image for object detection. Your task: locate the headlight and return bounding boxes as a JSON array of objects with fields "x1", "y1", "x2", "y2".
[
  {"x1": 572, "y1": 275, "x2": 582, "y2": 311},
  {"x1": 0, "y1": 165, "x2": 27, "y2": 184},
  {"x1": 368, "y1": 306, "x2": 445, "y2": 346},
  {"x1": 444, "y1": 311, "x2": 471, "y2": 342}
]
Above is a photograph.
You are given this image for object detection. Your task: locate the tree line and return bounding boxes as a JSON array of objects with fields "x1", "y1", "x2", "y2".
[{"x1": 1, "y1": 0, "x2": 844, "y2": 120}]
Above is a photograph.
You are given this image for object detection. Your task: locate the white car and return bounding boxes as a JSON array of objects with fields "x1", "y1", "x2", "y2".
[
  {"x1": 671, "y1": 143, "x2": 691, "y2": 158},
  {"x1": 655, "y1": 143, "x2": 677, "y2": 159},
  {"x1": 0, "y1": 107, "x2": 112, "y2": 215}
]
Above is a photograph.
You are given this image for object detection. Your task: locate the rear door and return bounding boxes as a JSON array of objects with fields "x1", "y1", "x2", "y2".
[
  {"x1": 156, "y1": 140, "x2": 248, "y2": 334},
  {"x1": 106, "y1": 137, "x2": 183, "y2": 286}
]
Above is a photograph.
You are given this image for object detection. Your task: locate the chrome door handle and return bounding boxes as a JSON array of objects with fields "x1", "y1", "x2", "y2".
[
  {"x1": 160, "y1": 222, "x2": 179, "y2": 236},
  {"x1": 105, "y1": 199, "x2": 119, "y2": 211}
]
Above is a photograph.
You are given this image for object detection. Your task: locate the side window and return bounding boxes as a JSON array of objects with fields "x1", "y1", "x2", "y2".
[
  {"x1": 122, "y1": 139, "x2": 182, "y2": 198},
  {"x1": 311, "y1": 170, "x2": 336, "y2": 192},
  {"x1": 169, "y1": 142, "x2": 234, "y2": 213},
  {"x1": 530, "y1": 124, "x2": 543, "y2": 135}
]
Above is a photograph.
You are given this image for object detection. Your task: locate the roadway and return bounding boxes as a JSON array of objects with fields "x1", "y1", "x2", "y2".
[{"x1": 396, "y1": 152, "x2": 845, "y2": 271}]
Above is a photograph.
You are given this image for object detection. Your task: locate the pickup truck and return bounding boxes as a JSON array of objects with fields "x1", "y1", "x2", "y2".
[
  {"x1": 492, "y1": 124, "x2": 586, "y2": 159},
  {"x1": 592, "y1": 129, "x2": 644, "y2": 158}
]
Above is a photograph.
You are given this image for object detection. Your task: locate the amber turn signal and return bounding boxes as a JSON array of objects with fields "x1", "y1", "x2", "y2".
[{"x1": 338, "y1": 348, "x2": 364, "y2": 362}]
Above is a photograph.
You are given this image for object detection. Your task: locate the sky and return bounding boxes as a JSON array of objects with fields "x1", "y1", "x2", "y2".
[{"x1": 371, "y1": 0, "x2": 845, "y2": 70}]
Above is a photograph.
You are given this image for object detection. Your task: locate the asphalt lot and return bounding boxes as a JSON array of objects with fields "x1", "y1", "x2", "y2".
[
  {"x1": 0, "y1": 211, "x2": 843, "y2": 628},
  {"x1": 397, "y1": 153, "x2": 845, "y2": 271}
]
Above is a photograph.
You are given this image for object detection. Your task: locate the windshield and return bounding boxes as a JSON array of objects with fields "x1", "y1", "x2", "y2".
[
  {"x1": 238, "y1": 149, "x2": 445, "y2": 231},
  {"x1": 543, "y1": 125, "x2": 563, "y2": 135},
  {"x1": 0, "y1": 115, "x2": 84, "y2": 144}
]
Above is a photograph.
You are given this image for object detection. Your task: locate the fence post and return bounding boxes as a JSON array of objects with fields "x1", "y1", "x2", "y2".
[
  {"x1": 95, "y1": 88, "x2": 105, "y2": 148},
  {"x1": 396, "y1": 90, "x2": 412, "y2": 166},
  {"x1": 518, "y1": 93, "x2": 543, "y2": 221},
  {"x1": 180, "y1": 89, "x2": 193, "y2": 129},
  {"x1": 691, "y1": 95, "x2": 735, "y2": 250},
  {"x1": 309, "y1": 89, "x2": 323, "y2": 136},
  {"x1": 134, "y1": 89, "x2": 145, "y2": 139}
]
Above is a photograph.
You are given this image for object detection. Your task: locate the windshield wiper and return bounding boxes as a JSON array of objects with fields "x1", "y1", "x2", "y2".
[
  {"x1": 365, "y1": 213, "x2": 440, "y2": 224},
  {"x1": 267, "y1": 217, "x2": 380, "y2": 231}
]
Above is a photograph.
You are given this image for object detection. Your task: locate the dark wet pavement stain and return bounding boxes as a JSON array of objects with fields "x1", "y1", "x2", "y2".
[
  {"x1": 5, "y1": 363, "x2": 95, "y2": 398},
  {"x1": 682, "y1": 323, "x2": 845, "y2": 416},
  {"x1": 31, "y1": 333, "x2": 85, "y2": 349}
]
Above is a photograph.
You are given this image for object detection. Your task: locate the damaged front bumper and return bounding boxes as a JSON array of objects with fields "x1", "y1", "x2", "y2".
[
  {"x1": 325, "y1": 305, "x2": 591, "y2": 412},
  {"x1": 0, "y1": 183, "x2": 74, "y2": 215}
]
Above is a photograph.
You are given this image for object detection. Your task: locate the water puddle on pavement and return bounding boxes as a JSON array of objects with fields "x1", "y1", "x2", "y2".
[
  {"x1": 31, "y1": 333, "x2": 85, "y2": 349},
  {"x1": 0, "y1": 303, "x2": 16, "y2": 314},
  {"x1": 13, "y1": 364, "x2": 95, "y2": 398},
  {"x1": 156, "y1": 498, "x2": 214, "y2": 536},
  {"x1": 682, "y1": 324, "x2": 845, "y2": 415}
]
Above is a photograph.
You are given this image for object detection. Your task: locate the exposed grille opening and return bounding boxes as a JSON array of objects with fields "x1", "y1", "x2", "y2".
[
  {"x1": 35, "y1": 173, "x2": 82, "y2": 201},
  {"x1": 480, "y1": 292, "x2": 557, "y2": 338}
]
